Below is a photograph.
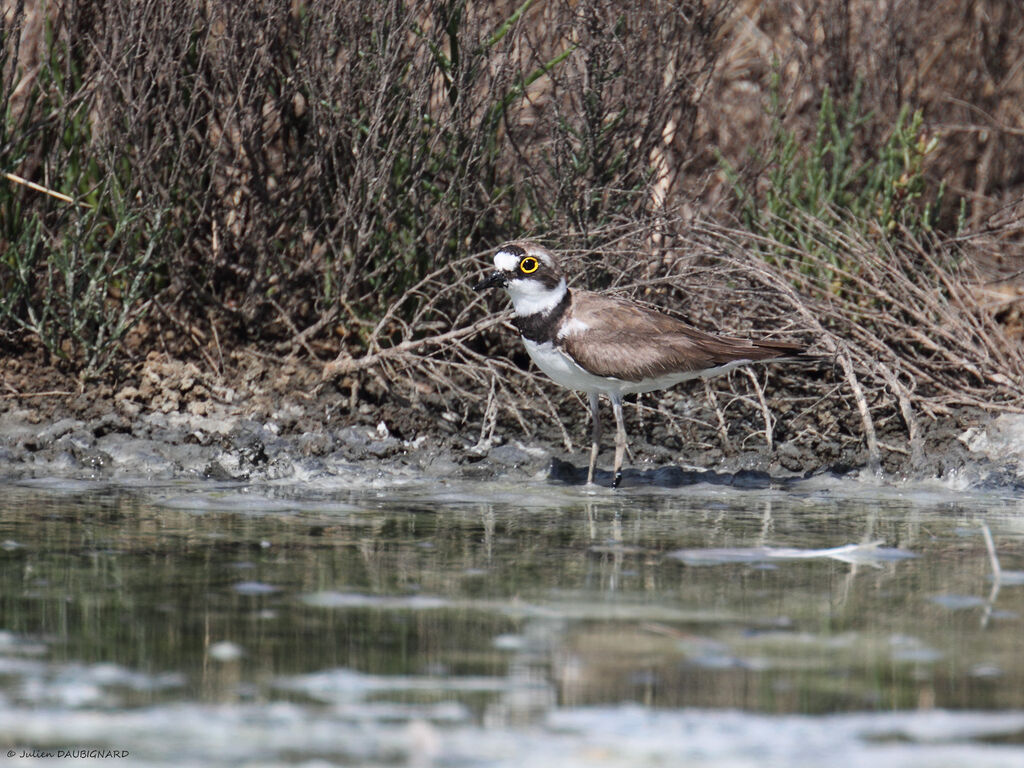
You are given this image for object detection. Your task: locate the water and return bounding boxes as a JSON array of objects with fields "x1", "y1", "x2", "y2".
[{"x1": 1, "y1": 475, "x2": 1023, "y2": 766}]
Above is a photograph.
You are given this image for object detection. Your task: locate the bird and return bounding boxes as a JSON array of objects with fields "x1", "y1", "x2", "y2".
[{"x1": 474, "y1": 241, "x2": 805, "y2": 488}]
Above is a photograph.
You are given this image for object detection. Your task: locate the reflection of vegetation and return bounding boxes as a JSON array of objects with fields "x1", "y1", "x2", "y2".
[{"x1": 1, "y1": 488, "x2": 1021, "y2": 713}]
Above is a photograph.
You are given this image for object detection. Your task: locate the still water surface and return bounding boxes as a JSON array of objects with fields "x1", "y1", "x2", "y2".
[{"x1": 1, "y1": 475, "x2": 1023, "y2": 766}]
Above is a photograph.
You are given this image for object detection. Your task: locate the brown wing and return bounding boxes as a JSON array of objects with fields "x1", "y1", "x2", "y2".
[{"x1": 561, "y1": 291, "x2": 802, "y2": 382}]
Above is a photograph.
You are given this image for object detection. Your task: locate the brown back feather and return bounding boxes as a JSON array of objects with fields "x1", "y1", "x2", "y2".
[{"x1": 560, "y1": 291, "x2": 803, "y2": 382}]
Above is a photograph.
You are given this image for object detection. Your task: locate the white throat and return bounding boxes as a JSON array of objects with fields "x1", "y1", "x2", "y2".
[{"x1": 506, "y1": 277, "x2": 567, "y2": 317}]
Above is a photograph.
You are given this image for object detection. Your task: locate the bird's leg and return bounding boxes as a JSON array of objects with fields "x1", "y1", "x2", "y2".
[
  {"x1": 587, "y1": 391, "x2": 601, "y2": 485},
  {"x1": 611, "y1": 394, "x2": 627, "y2": 489}
]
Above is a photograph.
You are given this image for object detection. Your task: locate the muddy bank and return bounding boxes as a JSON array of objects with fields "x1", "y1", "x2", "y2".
[{"x1": 1, "y1": 351, "x2": 1023, "y2": 490}]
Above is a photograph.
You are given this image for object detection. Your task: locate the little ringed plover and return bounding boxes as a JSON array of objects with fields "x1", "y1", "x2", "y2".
[{"x1": 474, "y1": 241, "x2": 805, "y2": 488}]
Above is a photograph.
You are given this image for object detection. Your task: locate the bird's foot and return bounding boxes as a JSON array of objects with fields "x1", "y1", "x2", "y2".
[{"x1": 612, "y1": 472, "x2": 622, "y2": 489}]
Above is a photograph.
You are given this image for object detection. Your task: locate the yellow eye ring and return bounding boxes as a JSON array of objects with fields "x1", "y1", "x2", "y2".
[{"x1": 519, "y1": 257, "x2": 539, "y2": 274}]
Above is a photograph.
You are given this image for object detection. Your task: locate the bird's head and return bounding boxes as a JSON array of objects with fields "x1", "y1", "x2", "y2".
[{"x1": 474, "y1": 242, "x2": 567, "y2": 316}]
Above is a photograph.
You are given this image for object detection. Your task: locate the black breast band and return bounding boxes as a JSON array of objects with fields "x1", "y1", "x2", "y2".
[{"x1": 513, "y1": 289, "x2": 571, "y2": 344}]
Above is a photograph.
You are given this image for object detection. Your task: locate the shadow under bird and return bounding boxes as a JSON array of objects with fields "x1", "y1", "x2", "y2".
[{"x1": 474, "y1": 241, "x2": 807, "y2": 488}]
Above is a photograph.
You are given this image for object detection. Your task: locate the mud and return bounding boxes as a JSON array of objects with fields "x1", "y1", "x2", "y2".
[{"x1": 0, "y1": 351, "x2": 1021, "y2": 489}]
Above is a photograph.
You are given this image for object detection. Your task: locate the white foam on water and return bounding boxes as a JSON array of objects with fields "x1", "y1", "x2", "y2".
[{"x1": 0, "y1": 700, "x2": 1022, "y2": 767}]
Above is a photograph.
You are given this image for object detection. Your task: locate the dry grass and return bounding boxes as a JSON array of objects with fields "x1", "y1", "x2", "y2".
[
  {"x1": 706, "y1": 0, "x2": 1024, "y2": 225},
  {"x1": 2, "y1": 0, "x2": 1023, "y2": 469},
  {"x1": 325, "y1": 214, "x2": 1023, "y2": 470}
]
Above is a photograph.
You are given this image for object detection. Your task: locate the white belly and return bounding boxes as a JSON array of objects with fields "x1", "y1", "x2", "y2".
[
  {"x1": 522, "y1": 339, "x2": 752, "y2": 396},
  {"x1": 523, "y1": 339, "x2": 615, "y2": 393}
]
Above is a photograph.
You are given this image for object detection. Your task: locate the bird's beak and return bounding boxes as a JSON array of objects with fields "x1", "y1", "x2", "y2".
[{"x1": 473, "y1": 271, "x2": 507, "y2": 292}]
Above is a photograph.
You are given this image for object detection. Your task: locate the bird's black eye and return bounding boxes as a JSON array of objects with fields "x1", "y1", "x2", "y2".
[{"x1": 519, "y1": 257, "x2": 539, "y2": 274}]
